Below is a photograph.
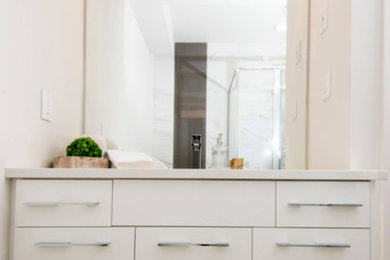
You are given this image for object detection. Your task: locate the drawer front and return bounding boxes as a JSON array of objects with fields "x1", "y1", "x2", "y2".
[
  {"x1": 113, "y1": 180, "x2": 275, "y2": 226},
  {"x1": 253, "y1": 228, "x2": 370, "y2": 260},
  {"x1": 136, "y1": 228, "x2": 251, "y2": 260},
  {"x1": 13, "y1": 228, "x2": 134, "y2": 260},
  {"x1": 277, "y1": 181, "x2": 370, "y2": 227},
  {"x1": 15, "y1": 180, "x2": 112, "y2": 227}
]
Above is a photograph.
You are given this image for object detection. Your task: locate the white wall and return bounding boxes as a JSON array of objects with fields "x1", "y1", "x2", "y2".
[
  {"x1": 285, "y1": 0, "x2": 309, "y2": 169},
  {"x1": 0, "y1": 0, "x2": 85, "y2": 258},
  {"x1": 382, "y1": 0, "x2": 390, "y2": 259},
  {"x1": 308, "y1": 0, "x2": 382, "y2": 170},
  {"x1": 152, "y1": 56, "x2": 174, "y2": 167},
  {"x1": 350, "y1": 0, "x2": 383, "y2": 170},
  {"x1": 308, "y1": 0, "x2": 351, "y2": 169},
  {"x1": 85, "y1": 0, "x2": 154, "y2": 153}
]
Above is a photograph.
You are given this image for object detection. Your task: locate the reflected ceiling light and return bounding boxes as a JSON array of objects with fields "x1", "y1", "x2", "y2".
[{"x1": 275, "y1": 23, "x2": 287, "y2": 32}]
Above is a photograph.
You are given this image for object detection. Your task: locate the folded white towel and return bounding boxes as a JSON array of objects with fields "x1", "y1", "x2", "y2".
[{"x1": 106, "y1": 150, "x2": 168, "y2": 169}]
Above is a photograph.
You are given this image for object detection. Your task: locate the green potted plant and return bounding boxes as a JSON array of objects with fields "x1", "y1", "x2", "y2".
[{"x1": 53, "y1": 137, "x2": 109, "y2": 168}]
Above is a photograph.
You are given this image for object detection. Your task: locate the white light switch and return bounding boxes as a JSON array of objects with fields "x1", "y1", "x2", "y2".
[
  {"x1": 291, "y1": 98, "x2": 298, "y2": 120},
  {"x1": 295, "y1": 41, "x2": 301, "y2": 65},
  {"x1": 320, "y1": 4, "x2": 328, "y2": 35},
  {"x1": 322, "y1": 71, "x2": 332, "y2": 100},
  {"x1": 41, "y1": 89, "x2": 52, "y2": 122}
]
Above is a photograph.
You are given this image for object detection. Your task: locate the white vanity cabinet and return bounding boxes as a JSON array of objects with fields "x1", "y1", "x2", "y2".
[{"x1": 6, "y1": 169, "x2": 386, "y2": 260}]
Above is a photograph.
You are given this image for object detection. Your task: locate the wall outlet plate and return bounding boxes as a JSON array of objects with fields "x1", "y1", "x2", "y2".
[
  {"x1": 291, "y1": 98, "x2": 298, "y2": 120},
  {"x1": 41, "y1": 89, "x2": 52, "y2": 122},
  {"x1": 322, "y1": 71, "x2": 332, "y2": 100},
  {"x1": 320, "y1": 4, "x2": 328, "y2": 35}
]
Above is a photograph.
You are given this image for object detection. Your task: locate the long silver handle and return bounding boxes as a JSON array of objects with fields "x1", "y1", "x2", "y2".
[
  {"x1": 288, "y1": 202, "x2": 363, "y2": 207},
  {"x1": 25, "y1": 201, "x2": 100, "y2": 207},
  {"x1": 276, "y1": 242, "x2": 351, "y2": 248},
  {"x1": 35, "y1": 242, "x2": 110, "y2": 247},
  {"x1": 158, "y1": 242, "x2": 229, "y2": 247}
]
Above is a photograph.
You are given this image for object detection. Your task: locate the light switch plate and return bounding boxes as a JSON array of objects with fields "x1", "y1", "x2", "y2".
[
  {"x1": 295, "y1": 41, "x2": 301, "y2": 65},
  {"x1": 320, "y1": 4, "x2": 328, "y2": 35},
  {"x1": 322, "y1": 71, "x2": 332, "y2": 100},
  {"x1": 41, "y1": 89, "x2": 52, "y2": 122},
  {"x1": 291, "y1": 98, "x2": 298, "y2": 120}
]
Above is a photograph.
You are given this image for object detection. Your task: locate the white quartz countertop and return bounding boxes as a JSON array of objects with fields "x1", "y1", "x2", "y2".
[{"x1": 5, "y1": 168, "x2": 387, "y2": 181}]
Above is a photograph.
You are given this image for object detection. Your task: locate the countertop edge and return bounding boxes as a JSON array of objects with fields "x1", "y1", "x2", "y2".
[{"x1": 4, "y1": 168, "x2": 388, "y2": 181}]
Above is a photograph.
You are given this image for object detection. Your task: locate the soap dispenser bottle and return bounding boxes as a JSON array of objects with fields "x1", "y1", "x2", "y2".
[{"x1": 211, "y1": 133, "x2": 228, "y2": 168}]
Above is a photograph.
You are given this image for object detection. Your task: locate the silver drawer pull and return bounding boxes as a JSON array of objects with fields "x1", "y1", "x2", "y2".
[
  {"x1": 288, "y1": 202, "x2": 363, "y2": 207},
  {"x1": 277, "y1": 242, "x2": 351, "y2": 248},
  {"x1": 25, "y1": 201, "x2": 100, "y2": 207},
  {"x1": 35, "y1": 242, "x2": 110, "y2": 247},
  {"x1": 158, "y1": 242, "x2": 229, "y2": 247}
]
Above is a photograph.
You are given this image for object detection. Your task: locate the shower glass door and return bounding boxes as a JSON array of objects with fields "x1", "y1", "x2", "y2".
[{"x1": 228, "y1": 67, "x2": 285, "y2": 169}]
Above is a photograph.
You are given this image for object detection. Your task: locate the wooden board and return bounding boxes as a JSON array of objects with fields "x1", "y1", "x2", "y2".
[{"x1": 53, "y1": 156, "x2": 109, "y2": 168}]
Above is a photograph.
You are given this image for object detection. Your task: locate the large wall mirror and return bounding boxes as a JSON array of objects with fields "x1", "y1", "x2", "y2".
[{"x1": 85, "y1": 0, "x2": 309, "y2": 169}]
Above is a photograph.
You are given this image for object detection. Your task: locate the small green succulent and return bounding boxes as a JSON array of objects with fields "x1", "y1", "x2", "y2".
[{"x1": 66, "y1": 137, "x2": 102, "y2": 157}]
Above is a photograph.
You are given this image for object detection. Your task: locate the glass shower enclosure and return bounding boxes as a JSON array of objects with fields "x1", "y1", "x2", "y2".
[{"x1": 228, "y1": 67, "x2": 286, "y2": 169}]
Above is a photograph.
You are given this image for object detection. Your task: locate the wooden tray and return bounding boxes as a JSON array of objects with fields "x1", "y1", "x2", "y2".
[{"x1": 53, "y1": 156, "x2": 109, "y2": 168}]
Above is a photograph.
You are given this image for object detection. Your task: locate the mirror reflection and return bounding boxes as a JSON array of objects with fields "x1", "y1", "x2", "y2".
[{"x1": 85, "y1": 0, "x2": 308, "y2": 169}]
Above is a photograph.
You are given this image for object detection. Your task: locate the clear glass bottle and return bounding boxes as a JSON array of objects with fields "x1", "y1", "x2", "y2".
[{"x1": 211, "y1": 133, "x2": 228, "y2": 168}]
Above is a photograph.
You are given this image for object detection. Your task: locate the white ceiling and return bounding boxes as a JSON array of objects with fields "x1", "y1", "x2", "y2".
[
  {"x1": 163, "y1": 0, "x2": 286, "y2": 6},
  {"x1": 129, "y1": 0, "x2": 287, "y2": 55},
  {"x1": 166, "y1": 1, "x2": 286, "y2": 44}
]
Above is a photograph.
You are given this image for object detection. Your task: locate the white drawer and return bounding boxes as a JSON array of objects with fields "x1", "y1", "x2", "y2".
[
  {"x1": 253, "y1": 228, "x2": 369, "y2": 260},
  {"x1": 276, "y1": 181, "x2": 370, "y2": 227},
  {"x1": 15, "y1": 180, "x2": 112, "y2": 227},
  {"x1": 12, "y1": 228, "x2": 134, "y2": 260},
  {"x1": 136, "y1": 228, "x2": 251, "y2": 260},
  {"x1": 113, "y1": 180, "x2": 275, "y2": 226}
]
